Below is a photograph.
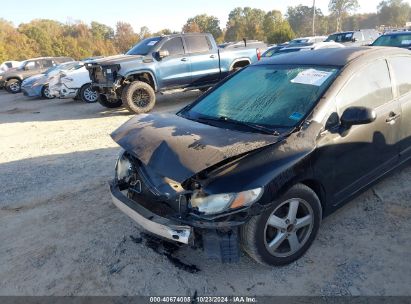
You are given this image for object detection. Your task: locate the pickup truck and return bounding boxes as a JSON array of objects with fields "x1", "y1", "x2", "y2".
[{"x1": 86, "y1": 33, "x2": 265, "y2": 113}]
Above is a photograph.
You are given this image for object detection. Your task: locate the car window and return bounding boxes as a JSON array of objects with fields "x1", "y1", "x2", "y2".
[
  {"x1": 372, "y1": 34, "x2": 411, "y2": 47},
  {"x1": 389, "y1": 56, "x2": 411, "y2": 96},
  {"x1": 42, "y1": 59, "x2": 54, "y2": 68},
  {"x1": 126, "y1": 37, "x2": 162, "y2": 55},
  {"x1": 6, "y1": 62, "x2": 12, "y2": 68},
  {"x1": 161, "y1": 37, "x2": 185, "y2": 56},
  {"x1": 25, "y1": 61, "x2": 38, "y2": 70},
  {"x1": 337, "y1": 60, "x2": 393, "y2": 113},
  {"x1": 185, "y1": 36, "x2": 211, "y2": 53},
  {"x1": 325, "y1": 32, "x2": 354, "y2": 43},
  {"x1": 183, "y1": 65, "x2": 339, "y2": 129}
]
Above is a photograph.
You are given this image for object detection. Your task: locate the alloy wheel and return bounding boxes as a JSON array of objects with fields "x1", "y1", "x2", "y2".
[
  {"x1": 9, "y1": 82, "x2": 20, "y2": 92},
  {"x1": 131, "y1": 89, "x2": 150, "y2": 108},
  {"x1": 84, "y1": 87, "x2": 98, "y2": 102},
  {"x1": 264, "y1": 198, "x2": 314, "y2": 257}
]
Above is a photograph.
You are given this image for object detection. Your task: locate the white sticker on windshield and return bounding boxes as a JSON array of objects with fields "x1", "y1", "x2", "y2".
[
  {"x1": 291, "y1": 69, "x2": 333, "y2": 86},
  {"x1": 401, "y1": 40, "x2": 411, "y2": 45},
  {"x1": 147, "y1": 41, "x2": 158, "y2": 46}
]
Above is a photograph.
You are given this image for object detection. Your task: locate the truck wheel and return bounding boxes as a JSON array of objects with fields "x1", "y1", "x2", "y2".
[
  {"x1": 122, "y1": 81, "x2": 156, "y2": 114},
  {"x1": 6, "y1": 79, "x2": 22, "y2": 93},
  {"x1": 98, "y1": 95, "x2": 123, "y2": 108},
  {"x1": 240, "y1": 184, "x2": 322, "y2": 266},
  {"x1": 80, "y1": 83, "x2": 99, "y2": 103},
  {"x1": 41, "y1": 85, "x2": 55, "y2": 99}
]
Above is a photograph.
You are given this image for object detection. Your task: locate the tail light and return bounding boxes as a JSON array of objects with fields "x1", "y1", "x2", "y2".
[{"x1": 257, "y1": 48, "x2": 261, "y2": 61}]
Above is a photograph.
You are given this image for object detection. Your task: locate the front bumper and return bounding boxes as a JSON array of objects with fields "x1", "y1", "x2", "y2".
[
  {"x1": 110, "y1": 181, "x2": 193, "y2": 244},
  {"x1": 21, "y1": 85, "x2": 42, "y2": 97}
]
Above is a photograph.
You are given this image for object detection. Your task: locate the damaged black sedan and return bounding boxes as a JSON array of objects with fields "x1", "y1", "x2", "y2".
[{"x1": 109, "y1": 47, "x2": 411, "y2": 266}]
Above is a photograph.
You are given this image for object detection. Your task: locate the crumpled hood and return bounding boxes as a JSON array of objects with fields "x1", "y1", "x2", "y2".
[
  {"x1": 89, "y1": 54, "x2": 143, "y2": 65},
  {"x1": 111, "y1": 113, "x2": 281, "y2": 183}
]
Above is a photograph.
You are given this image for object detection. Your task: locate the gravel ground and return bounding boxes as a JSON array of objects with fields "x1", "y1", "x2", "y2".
[{"x1": 0, "y1": 89, "x2": 410, "y2": 296}]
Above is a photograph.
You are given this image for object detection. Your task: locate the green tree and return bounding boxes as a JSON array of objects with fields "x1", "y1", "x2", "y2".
[
  {"x1": 263, "y1": 10, "x2": 295, "y2": 44},
  {"x1": 328, "y1": 0, "x2": 360, "y2": 32},
  {"x1": 114, "y1": 22, "x2": 139, "y2": 53},
  {"x1": 182, "y1": 14, "x2": 222, "y2": 39},
  {"x1": 91, "y1": 21, "x2": 114, "y2": 40},
  {"x1": 286, "y1": 5, "x2": 328, "y2": 36},
  {"x1": 0, "y1": 19, "x2": 36, "y2": 61},
  {"x1": 152, "y1": 29, "x2": 176, "y2": 36},
  {"x1": 377, "y1": 0, "x2": 411, "y2": 27},
  {"x1": 225, "y1": 7, "x2": 266, "y2": 42}
]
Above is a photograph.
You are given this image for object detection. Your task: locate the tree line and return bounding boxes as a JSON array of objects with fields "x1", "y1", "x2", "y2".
[{"x1": 0, "y1": 0, "x2": 410, "y2": 62}]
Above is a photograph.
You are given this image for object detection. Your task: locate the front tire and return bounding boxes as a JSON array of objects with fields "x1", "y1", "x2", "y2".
[
  {"x1": 98, "y1": 95, "x2": 122, "y2": 108},
  {"x1": 240, "y1": 183, "x2": 322, "y2": 266},
  {"x1": 121, "y1": 81, "x2": 156, "y2": 114},
  {"x1": 80, "y1": 83, "x2": 99, "y2": 103},
  {"x1": 6, "y1": 79, "x2": 21, "y2": 93},
  {"x1": 41, "y1": 85, "x2": 55, "y2": 99}
]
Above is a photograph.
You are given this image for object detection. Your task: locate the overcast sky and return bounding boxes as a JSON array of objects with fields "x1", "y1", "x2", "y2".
[{"x1": 2, "y1": 0, "x2": 410, "y2": 32}]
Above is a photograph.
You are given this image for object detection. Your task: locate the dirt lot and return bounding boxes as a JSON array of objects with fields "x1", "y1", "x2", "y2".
[{"x1": 0, "y1": 89, "x2": 410, "y2": 296}]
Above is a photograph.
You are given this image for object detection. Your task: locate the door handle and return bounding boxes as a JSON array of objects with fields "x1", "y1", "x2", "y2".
[
  {"x1": 210, "y1": 55, "x2": 215, "y2": 58},
  {"x1": 386, "y1": 112, "x2": 401, "y2": 123},
  {"x1": 181, "y1": 58, "x2": 188, "y2": 62}
]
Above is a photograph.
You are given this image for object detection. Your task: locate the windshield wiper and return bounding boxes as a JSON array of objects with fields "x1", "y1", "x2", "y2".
[{"x1": 195, "y1": 115, "x2": 280, "y2": 136}]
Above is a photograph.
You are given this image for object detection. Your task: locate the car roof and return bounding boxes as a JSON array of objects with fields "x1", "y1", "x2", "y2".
[
  {"x1": 382, "y1": 31, "x2": 411, "y2": 36},
  {"x1": 255, "y1": 47, "x2": 410, "y2": 67}
]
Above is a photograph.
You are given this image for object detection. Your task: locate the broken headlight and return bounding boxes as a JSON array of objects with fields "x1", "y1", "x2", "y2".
[
  {"x1": 189, "y1": 188, "x2": 263, "y2": 215},
  {"x1": 115, "y1": 150, "x2": 133, "y2": 183}
]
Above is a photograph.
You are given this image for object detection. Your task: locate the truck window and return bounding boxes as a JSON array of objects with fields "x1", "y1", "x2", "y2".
[
  {"x1": 185, "y1": 36, "x2": 212, "y2": 53},
  {"x1": 42, "y1": 60, "x2": 54, "y2": 68},
  {"x1": 161, "y1": 37, "x2": 185, "y2": 56}
]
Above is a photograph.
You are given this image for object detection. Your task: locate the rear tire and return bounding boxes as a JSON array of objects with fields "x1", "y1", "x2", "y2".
[
  {"x1": 6, "y1": 79, "x2": 21, "y2": 93},
  {"x1": 41, "y1": 85, "x2": 55, "y2": 99},
  {"x1": 121, "y1": 81, "x2": 156, "y2": 114},
  {"x1": 240, "y1": 183, "x2": 322, "y2": 266},
  {"x1": 80, "y1": 83, "x2": 99, "y2": 103},
  {"x1": 98, "y1": 94, "x2": 122, "y2": 108}
]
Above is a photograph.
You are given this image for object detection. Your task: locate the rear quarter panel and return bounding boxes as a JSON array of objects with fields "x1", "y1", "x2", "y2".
[{"x1": 218, "y1": 48, "x2": 260, "y2": 75}]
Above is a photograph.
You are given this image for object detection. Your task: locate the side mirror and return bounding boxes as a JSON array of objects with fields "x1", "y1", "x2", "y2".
[
  {"x1": 352, "y1": 38, "x2": 358, "y2": 42},
  {"x1": 157, "y1": 50, "x2": 169, "y2": 59},
  {"x1": 340, "y1": 106, "x2": 376, "y2": 129}
]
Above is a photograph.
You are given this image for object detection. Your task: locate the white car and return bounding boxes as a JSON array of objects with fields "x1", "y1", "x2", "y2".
[
  {"x1": 48, "y1": 64, "x2": 99, "y2": 103},
  {"x1": 0, "y1": 60, "x2": 21, "y2": 73},
  {"x1": 0, "y1": 61, "x2": 21, "y2": 88}
]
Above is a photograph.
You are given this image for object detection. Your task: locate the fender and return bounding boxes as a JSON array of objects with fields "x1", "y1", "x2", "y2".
[
  {"x1": 229, "y1": 58, "x2": 251, "y2": 71},
  {"x1": 6, "y1": 76, "x2": 23, "y2": 82},
  {"x1": 122, "y1": 69, "x2": 158, "y2": 91}
]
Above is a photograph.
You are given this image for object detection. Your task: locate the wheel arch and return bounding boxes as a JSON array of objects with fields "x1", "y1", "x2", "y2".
[
  {"x1": 229, "y1": 58, "x2": 251, "y2": 71},
  {"x1": 6, "y1": 76, "x2": 22, "y2": 82},
  {"x1": 299, "y1": 179, "x2": 326, "y2": 217},
  {"x1": 266, "y1": 173, "x2": 326, "y2": 218},
  {"x1": 124, "y1": 70, "x2": 157, "y2": 91}
]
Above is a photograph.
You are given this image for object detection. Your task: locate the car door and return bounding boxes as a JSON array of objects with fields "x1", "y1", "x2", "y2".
[
  {"x1": 156, "y1": 37, "x2": 191, "y2": 89},
  {"x1": 315, "y1": 59, "x2": 401, "y2": 205},
  {"x1": 23, "y1": 60, "x2": 41, "y2": 78},
  {"x1": 184, "y1": 35, "x2": 220, "y2": 86},
  {"x1": 388, "y1": 56, "x2": 411, "y2": 161}
]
